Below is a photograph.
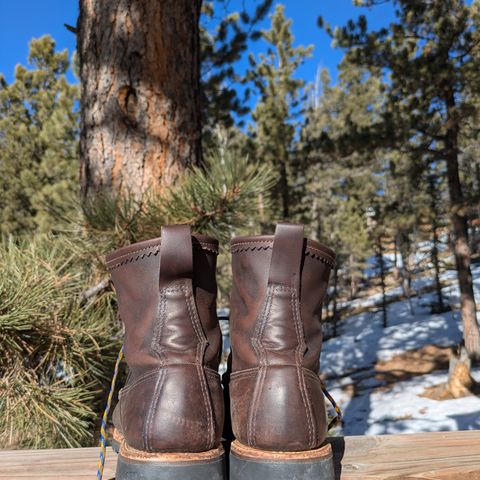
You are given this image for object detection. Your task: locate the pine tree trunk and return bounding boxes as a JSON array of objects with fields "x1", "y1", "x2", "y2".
[
  {"x1": 349, "y1": 254, "x2": 357, "y2": 299},
  {"x1": 77, "y1": 0, "x2": 202, "y2": 200},
  {"x1": 428, "y1": 175, "x2": 445, "y2": 312},
  {"x1": 476, "y1": 164, "x2": 480, "y2": 201},
  {"x1": 376, "y1": 236, "x2": 388, "y2": 328},
  {"x1": 279, "y1": 158, "x2": 289, "y2": 218},
  {"x1": 445, "y1": 92, "x2": 480, "y2": 359},
  {"x1": 332, "y1": 265, "x2": 339, "y2": 337},
  {"x1": 431, "y1": 220, "x2": 445, "y2": 310},
  {"x1": 422, "y1": 345, "x2": 479, "y2": 400},
  {"x1": 398, "y1": 232, "x2": 414, "y2": 315}
]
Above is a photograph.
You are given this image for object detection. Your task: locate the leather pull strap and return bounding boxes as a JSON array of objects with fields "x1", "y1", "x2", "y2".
[
  {"x1": 267, "y1": 222, "x2": 305, "y2": 290},
  {"x1": 159, "y1": 225, "x2": 193, "y2": 288}
]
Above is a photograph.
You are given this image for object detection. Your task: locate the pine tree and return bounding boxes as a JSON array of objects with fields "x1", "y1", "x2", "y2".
[
  {"x1": 201, "y1": 0, "x2": 273, "y2": 147},
  {"x1": 424, "y1": 167, "x2": 448, "y2": 312},
  {"x1": 77, "y1": 0, "x2": 274, "y2": 201},
  {"x1": 0, "y1": 36, "x2": 79, "y2": 235},
  {"x1": 300, "y1": 61, "x2": 384, "y2": 310},
  {"x1": 382, "y1": 152, "x2": 425, "y2": 315},
  {"x1": 0, "y1": 235, "x2": 118, "y2": 448},
  {"x1": 247, "y1": 4, "x2": 312, "y2": 219},
  {"x1": 460, "y1": 101, "x2": 480, "y2": 255},
  {"x1": 323, "y1": 0, "x2": 480, "y2": 358}
]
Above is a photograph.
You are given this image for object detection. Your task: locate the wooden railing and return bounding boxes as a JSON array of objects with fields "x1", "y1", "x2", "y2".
[{"x1": 1, "y1": 430, "x2": 480, "y2": 479}]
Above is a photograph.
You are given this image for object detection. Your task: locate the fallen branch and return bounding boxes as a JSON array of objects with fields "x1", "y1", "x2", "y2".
[{"x1": 79, "y1": 278, "x2": 110, "y2": 303}]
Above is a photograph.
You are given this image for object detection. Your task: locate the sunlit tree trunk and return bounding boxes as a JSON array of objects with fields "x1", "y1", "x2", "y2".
[
  {"x1": 445, "y1": 91, "x2": 480, "y2": 359},
  {"x1": 77, "y1": 0, "x2": 202, "y2": 200}
]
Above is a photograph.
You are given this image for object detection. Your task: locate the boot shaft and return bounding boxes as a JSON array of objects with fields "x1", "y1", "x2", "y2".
[
  {"x1": 230, "y1": 224, "x2": 335, "y2": 373},
  {"x1": 106, "y1": 226, "x2": 221, "y2": 372}
]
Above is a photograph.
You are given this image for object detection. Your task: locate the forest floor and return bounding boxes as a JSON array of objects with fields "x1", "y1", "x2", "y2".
[{"x1": 322, "y1": 263, "x2": 480, "y2": 436}]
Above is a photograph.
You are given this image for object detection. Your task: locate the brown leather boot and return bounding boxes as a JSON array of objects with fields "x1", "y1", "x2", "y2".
[
  {"x1": 228, "y1": 223, "x2": 336, "y2": 480},
  {"x1": 106, "y1": 225, "x2": 225, "y2": 480}
]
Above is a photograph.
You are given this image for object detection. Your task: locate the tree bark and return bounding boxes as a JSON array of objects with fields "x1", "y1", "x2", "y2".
[
  {"x1": 279, "y1": 157, "x2": 289, "y2": 218},
  {"x1": 427, "y1": 174, "x2": 445, "y2": 312},
  {"x1": 445, "y1": 92, "x2": 480, "y2": 359},
  {"x1": 332, "y1": 264, "x2": 339, "y2": 337},
  {"x1": 398, "y1": 231, "x2": 414, "y2": 316},
  {"x1": 376, "y1": 235, "x2": 388, "y2": 328},
  {"x1": 431, "y1": 220, "x2": 444, "y2": 310},
  {"x1": 349, "y1": 254, "x2": 358, "y2": 299},
  {"x1": 77, "y1": 0, "x2": 202, "y2": 200}
]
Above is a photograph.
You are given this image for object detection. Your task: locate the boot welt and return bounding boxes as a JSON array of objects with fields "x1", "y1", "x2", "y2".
[
  {"x1": 116, "y1": 441, "x2": 226, "y2": 480},
  {"x1": 111, "y1": 427, "x2": 124, "y2": 453},
  {"x1": 230, "y1": 440, "x2": 335, "y2": 480}
]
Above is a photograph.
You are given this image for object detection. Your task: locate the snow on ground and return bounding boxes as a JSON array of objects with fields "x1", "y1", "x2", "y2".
[
  {"x1": 328, "y1": 370, "x2": 480, "y2": 435},
  {"x1": 363, "y1": 234, "x2": 450, "y2": 278},
  {"x1": 338, "y1": 263, "x2": 459, "y2": 312},
  {"x1": 322, "y1": 263, "x2": 480, "y2": 436}
]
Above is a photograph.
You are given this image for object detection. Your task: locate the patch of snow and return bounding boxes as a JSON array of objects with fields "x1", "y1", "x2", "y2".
[
  {"x1": 322, "y1": 262, "x2": 480, "y2": 436},
  {"x1": 328, "y1": 371, "x2": 480, "y2": 436}
]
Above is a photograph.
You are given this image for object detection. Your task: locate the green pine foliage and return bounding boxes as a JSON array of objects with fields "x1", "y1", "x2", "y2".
[
  {"x1": 201, "y1": 0, "x2": 274, "y2": 147},
  {"x1": 0, "y1": 236, "x2": 118, "y2": 448},
  {"x1": 0, "y1": 36, "x2": 79, "y2": 235},
  {"x1": 247, "y1": 4, "x2": 313, "y2": 220},
  {"x1": 320, "y1": 0, "x2": 480, "y2": 354},
  {"x1": 81, "y1": 138, "x2": 276, "y2": 247},
  {"x1": 300, "y1": 61, "x2": 384, "y2": 299}
]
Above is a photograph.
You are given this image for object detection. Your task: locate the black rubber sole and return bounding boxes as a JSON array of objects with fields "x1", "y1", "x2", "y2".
[
  {"x1": 229, "y1": 440, "x2": 335, "y2": 480},
  {"x1": 116, "y1": 444, "x2": 226, "y2": 480}
]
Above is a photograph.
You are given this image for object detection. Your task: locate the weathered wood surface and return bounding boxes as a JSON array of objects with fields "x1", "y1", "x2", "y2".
[
  {"x1": 329, "y1": 430, "x2": 480, "y2": 479},
  {"x1": 1, "y1": 430, "x2": 480, "y2": 479}
]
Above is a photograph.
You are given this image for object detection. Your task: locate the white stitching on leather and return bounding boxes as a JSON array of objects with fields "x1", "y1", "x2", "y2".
[
  {"x1": 106, "y1": 243, "x2": 161, "y2": 264},
  {"x1": 143, "y1": 292, "x2": 168, "y2": 451},
  {"x1": 231, "y1": 243, "x2": 335, "y2": 267},
  {"x1": 106, "y1": 242, "x2": 218, "y2": 271},
  {"x1": 185, "y1": 283, "x2": 215, "y2": 450},
  {"x1": 291, "y1": 288, "x2": 315, "y2": 447},
  {"x1": 120, "y1": 368, "x2": 163, "y2": 396},
  {"x1": 144, "y1": 368, "x2": 165, "y2": 451},
  {"x1": 248, "y1": 285, "x2": 274, "y2": 447}
]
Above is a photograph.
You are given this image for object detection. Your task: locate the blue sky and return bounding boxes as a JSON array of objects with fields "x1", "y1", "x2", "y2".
[{"x1": 0, "y1": 0, "x2": 394, "y2": 85}]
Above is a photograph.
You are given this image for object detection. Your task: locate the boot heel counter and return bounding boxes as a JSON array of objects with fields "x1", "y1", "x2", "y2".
[
  {"x1": 120, "y1": 365, "x2": 223, "y2": 452},
  {"x1": 229, "y1": 371, "x2": 255, "y2": 445},
  {"x1": 231, "y1": 366, "x2": 326, "y2": 451}
]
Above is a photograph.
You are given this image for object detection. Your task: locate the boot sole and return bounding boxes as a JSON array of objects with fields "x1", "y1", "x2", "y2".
[
  {"x1": 116, "y1": 441, "x2": 226, "y2": 480},
  {"x1": 229, "y1": 440, "x2": 335, "y2": 480}
]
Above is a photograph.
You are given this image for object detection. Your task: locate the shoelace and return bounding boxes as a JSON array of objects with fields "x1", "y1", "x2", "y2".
[
  {"x1": 97, "y1": 344, "x2": 124, "y2": 480},
  {"x1": 95, "y1": 346, "x2": 342, "y2": 480},
  {"x1": 320, "y1": 380, "x2": 343, "y2": 431}
]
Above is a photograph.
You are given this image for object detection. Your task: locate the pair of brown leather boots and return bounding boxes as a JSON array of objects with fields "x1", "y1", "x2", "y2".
[{"x1": 107, "y1": 223, "x2": 336, "y2": 480}]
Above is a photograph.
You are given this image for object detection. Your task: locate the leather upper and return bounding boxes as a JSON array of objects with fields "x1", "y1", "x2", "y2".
[
  {"x1": 228, "y1": 223, "x2": 335, "y2": 451},
  {"x1": 107, "y1": 226, "x2": 224, "y2": 453}
]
